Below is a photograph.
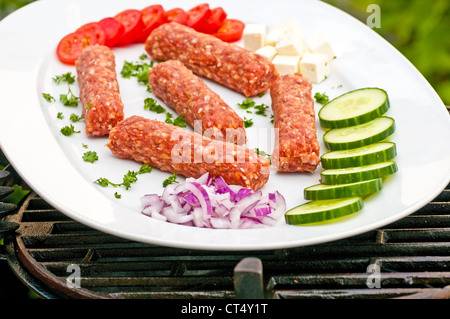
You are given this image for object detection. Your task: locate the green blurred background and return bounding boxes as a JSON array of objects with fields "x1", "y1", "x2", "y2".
[{"x1": 0, "y1": 0, "x2": 449, "y2": 104}]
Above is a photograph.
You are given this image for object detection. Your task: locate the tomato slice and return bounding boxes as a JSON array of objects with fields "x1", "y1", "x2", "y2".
[
  {"x1": 136, "y1": 4, "x2": 166, "y2": 43},
  {"x1": 200, "y1": 7, "x2": 227, "y2": 34},
  {"x1": 56, "y1": 30, "x2": 103, "y2": 65},
  {"x1": 212, "y1": 19, "x2": 245, "y2": 42},
  {"x1": 76, "y1": 22, "x2": 106, "y2": 45},
  {"x1": 114, "y1": 9, "x2": 145, "y2": 46},
  {"x1": 98, "y1": 17, "x2": 125, "y2": 47},
  {"x1": 164, "y1": 8, "x2": 188, "y2": 25},
  {"x1": 186, "y1": 3, "x2": 211, "y2": 31}
]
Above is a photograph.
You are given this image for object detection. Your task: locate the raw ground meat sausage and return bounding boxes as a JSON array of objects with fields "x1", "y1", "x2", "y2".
[
  {"x1": 76, "y1": 45, "x2": 124, "y2": 136},
  {"x1": 270, "y1": 73, "x2": 320, "y2": 172},
  {"x1": 148, "y1": 60, "x2": 246, "y2": 145},
  {"x1": 107, "y1": 116, "x2": 270, "y2": 190},
  {"x1": 145, "y1": 22, "x2": 278, "y2": 97}
]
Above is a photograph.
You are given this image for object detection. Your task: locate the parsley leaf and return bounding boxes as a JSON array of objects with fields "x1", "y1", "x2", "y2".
[
  {"x1": 121, "y1": 59, "x2": 154, "y2": 85},
  {"x1": 163, "y1": 173, "x2": 179, "y2": 187},
  {"x1": 237, "y1": 98, "x2": 255, "y2": 110},
  {"x1": 144, "y1": 97, "x2": 166, "y2": 113},
  {"x1": 57, "y1": 112, "x2": 64, "y2": 120},
  {"x1": 70, "y1": 113, "x2": 84, "y2": 122},
  {"x1": 82, "y1": 151, "x2": 98, "y2": 163},
  {"x1": 60, "y1": 124, "x2": 80, "y2": 136},
  {"x1": 165, "y1": 113, "x2": 187, "y2": 127},
  {"x1": 243, "y1": 117, "x2": 253, "y2": 128},
  {"x1": 254, "y1": 103, "x2": 269, "y2": 116},
  {"x1": 314, "y1": 92, "x2": 330, "y2": 105},
  {"x1": 60, "y1": 87, "x2": 79, "y2": 107},
  {"x1": 42, "y1": 93, "x2": 56, "y2": 102},
  {"x1": 94, "y1": 164, "x2": 153, "y2": 192},
  {"x1": 53, "y1": 72, "x2": 76, "y2": 85}
]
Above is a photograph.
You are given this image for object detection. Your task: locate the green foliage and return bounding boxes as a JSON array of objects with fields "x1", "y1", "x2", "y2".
[{"x1": 324, "y1": 0, "x2": 450, "y2": 105}]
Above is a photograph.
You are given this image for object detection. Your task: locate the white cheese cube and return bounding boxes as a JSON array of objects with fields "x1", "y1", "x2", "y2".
[
  {"x1": 299, "y1": 53, "x2": 330, "y2": 83},
  {"x1": 255, "y1": 46, "x2": 277, "y2": 62},
  {"x1": 306, "y1": 32, "x2": 335, "y2": 61},
  {"x1": 272, "y1": 55, "x2": 300, "y2": 75},
  {"x1": 275, "y1": 32, "x2": 305, "y2": 56},
  {"x1": 243, "y1": 24, "x2": 266, "y2": 51},
  {"x1": 266, "y1": 18, "x2": 304, "y2": 46}
]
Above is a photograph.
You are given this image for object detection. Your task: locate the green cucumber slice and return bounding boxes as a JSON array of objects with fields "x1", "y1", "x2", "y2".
[
  {"x1": 320, "y1": 161, "x2": 398, "y2": 185},
  {"x1": 323, "y1": 116, "x2": 395, "y2": 151},
  {"x1": 321, "y1": 142, "x2": 397, "y2": 169},
  {"x1": 319, "y1": 88, "x2": 389, "y2": 129},
  {"x1": 285, "y1": 197, "x2": 363, "y2": 225},
  {"x1": 304, "y1": 178, "x2": 383, "y2": 200}
]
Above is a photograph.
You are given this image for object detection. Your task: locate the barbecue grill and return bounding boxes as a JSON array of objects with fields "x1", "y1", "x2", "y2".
[{"x1": 1, "y1": 147, "x2": 450, "y2": 300}]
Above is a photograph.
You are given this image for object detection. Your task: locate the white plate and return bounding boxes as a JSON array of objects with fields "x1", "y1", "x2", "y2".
[{"x1": 0, "y1": 0, "x2": 449, "y2": 251}]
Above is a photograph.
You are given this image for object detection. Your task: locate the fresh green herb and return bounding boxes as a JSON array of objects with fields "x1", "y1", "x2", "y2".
[
  {"x1": 258, "y1": 92, "x2": 265, "y2": 98},
  {"x1": 42, "y1": 93, "x2": 56, "y2": 102},
  {"x1": 144, "y1": 97, "x2": 165, "y2": 113},
  {"x1": 52, "y1": 72, "x2": 76, "y2": 85},
  {"x1": 70, "y1": 113, "x2": 83, "y2": 122},
  {"x1": 94, "y1": 164, "x2": 152, "y2": 191},
  {"x1": 243, "y1": 117, "x2": 253, "y2": 128},
  {"x1": 121, "y1": 170, "x2": 139, "y2": 190},
  {"x1": 237, "y1": 98, "x2": 255, "y2": 110},
  {"x1": 254, "y1": 103, "x2": 269, "y2": 116},
  {"x1": 114, "y1": 192, "x2": 121, "y2": 199},
  {"x1": 60, "y1": 87, "x2": 79, "y2": 106},
  {"x1": 82, "y1": 151, "x2": 98, "y2": 163},
  {"x1": 255, "y1": 148, "x2": 271, "y2": 163},
  {"x1": 314, "y1": 92, "x2": 330, "y2": 105},
  {"x1": 165, "y1": 113, "x2": 187, "y2": 127},
  {"x1": 86, "y1": 103, "x2": 92, "y2": 110},
  {"x1": 121, "y1": 59, "x2": 154, "y2": 85},
  {"x1": 82, "y1": 143, "x2": 88, "y2": 148},
  {"x1": 57, "y1": 112, "x2": 64, "y2": 119},
  {"x1": 163, "y1": 173, "x2": 179, "y2": 187},
  {"x1": 270, "y1": 114, "x2": 275, "y2": 124},
  {"x1": 238, "y1": 98, "x2": 269, "y2": 116},
  {"x1": 138, "y1": 164, "x2": 153, "y2": 174},
  {"x1": 60, "y1": 124, "x2": 80, "y2": 136},
  {"x1": 139, "y1": 53, "x2": 148, "y2": 60}
]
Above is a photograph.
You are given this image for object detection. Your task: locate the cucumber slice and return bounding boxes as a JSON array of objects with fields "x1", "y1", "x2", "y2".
[
  {"x1": 323, "y1": 116, "x2": 395, "y2": 151},
  {"x1": 319, "y1": 88, "x2": 389, "y2": 129},
  {"x1": 321, "y1": 142, "x2": 397, "y2": 169},
  {"x1": 320, "y1": 161, "x2": 398, "y2": 185},
  {"x1": 304, "y1": 178, "x2": 383, "y2": 200},
  {"x1": 285, "y1": 197, "x2": 364, "y2": 225}
]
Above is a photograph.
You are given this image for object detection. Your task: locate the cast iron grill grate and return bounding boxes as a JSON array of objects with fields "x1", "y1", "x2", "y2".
[{"x1": 4, "y1": 181, "x2": 450, "y2": 299}]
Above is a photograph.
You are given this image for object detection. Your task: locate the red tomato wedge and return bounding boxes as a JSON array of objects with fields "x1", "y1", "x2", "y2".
[
  {"x1": 186, "y1": 3, "x2": 211, "y2": 31},
  {"x1": 201, "y1": 7, "x2": 227, "y2": 34},
  {"x1": 212, "y1": 19, "x2": 245, "y2": 42},
  {"x1": 114, "y1": 9, "x2": 145, "y2": 46},
  {"x1": 136, "y1": 4, "x2": 166, "y2": 43},
  {"x1": 76, "y1": 22, "x2": 106, "y2": 45},
  {"x1": 164, "y1": 8, "x2": 188, "y2": 25},
  {"x1": 98, "y1": 17, "x2": 125, "y2": 47},
  {"x1": 56, "y1": 30, "x2": 104, "y2": 65}
]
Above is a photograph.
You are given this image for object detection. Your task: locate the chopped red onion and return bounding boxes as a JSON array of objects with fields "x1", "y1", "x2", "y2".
[{"x1": 140, "y1": 173, "x2": 286, "y2": 229}]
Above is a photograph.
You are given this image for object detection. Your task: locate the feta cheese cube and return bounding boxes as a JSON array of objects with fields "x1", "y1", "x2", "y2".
[
  {"x1": 255, "y1": 46, "x2": 277, "y2": 62},
  {"x1": 275, "y1": 32, "x2": 305, "y2": 56},
  {"x1": 272, "y1": 55, "x2": 300, "y2": 75},
  {"x1": 299, "y1": 53, "x2": 330, "y2": 83},
  {"x1": 266, "y1": 18, "x2": 304, "y2": 46},
  {"x1": 243, "y1": 24, "x2": 266, "y2": 51},
  {"x1": 306, "y1": 32, "x2": 335, "y2": 61}
]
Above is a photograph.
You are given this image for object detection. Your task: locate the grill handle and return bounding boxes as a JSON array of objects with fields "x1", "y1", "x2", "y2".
[{"x1": 233, "y1": 257, "x2": 265, "y2": 299}]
